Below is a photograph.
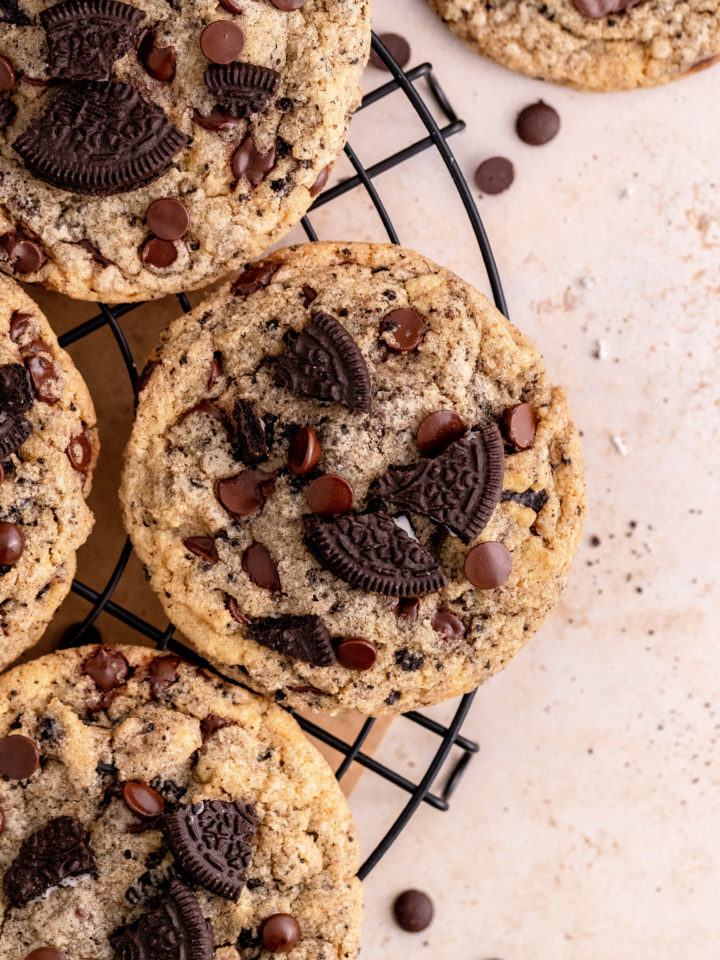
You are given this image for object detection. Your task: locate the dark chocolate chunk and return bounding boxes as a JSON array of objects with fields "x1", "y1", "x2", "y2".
[
  {"x1": 375, "y1": 424, "x2": 505, "y2": 544},
  {"x1": 501, "y1": 487, "x2": 548, "y2": 514},
  {"x1": 0, "y1": 411, "x2": 32, "y2": 457},
  {"x1": 231, "y1": 134, "x2": 277, "y2": 186},
  {"x1": 464, "y1": 541, "x2": 512, "y2": 589},
  {"x1": 232, "y1": 399, "x2": 268, "y2": 464},
  {"x1": 248, "y1": 614, "x2": 336, "y2": 667},
  {"x1": 393, "y1": 889, "x2": 434, "y2": 932},
  {"x1": 231, "y1": 260, "x2": 279, "y2": 295},
  {"x1": 0, "y1": 97, "x2": 16, "y2": 131},
  {"x1": 14, "y1": 82, "x2": 189, "y2": 195},
  {"x1": 0, "y1": 363, "x2": 34, "y2": 414},
  {"x1": 41, "y1": 0, "x2": 143, "y2": 81},
  {"x1": 242, "y1": 542, "x2": 280, "y2": 591},
  {"x1": 200, "y1": 20, "x2": 245, "y2": 64},
  {"x1": 304, "y1": 512, "x2": 447, "y2": 597},
  {"x1": 516, "y1": 101, "x2": 560, "y2": 146},
  {"x1": 336, "y1": 637, "x2": 377, "y2": 671},
  {"x1": 184, "y1": 536, "x2": 219, "y2": 564},
  {"x1": 4, "y1": 816, "x2": 96, "y2": 906},
  {"x1": 0, "y1": 733, "x2": 37, "y2": 778},
  {"x1": 110, "y1": 878, "x2": 214, "y2": 960},
  {"x1": 262, "y1": 914, "x2": 301, "y2": 952},
  {"x1": 573, "y1": 0, "x2": 641, "y2": 17},
  {"x1": 149, "y1": 654, "x2": 180, "y2": 698},
  {"x1": 216, "y1": 468, "x2": 276, "y2": 517},
  {"x1": 136, "y1": 28, "x2": 177, "y2": 82},
  {"x1": 301, "y1": 285, "x2": 317, "y2": 306},
  {"x1": 475, "y1": 156, "x2": 514, "y2": 195},
  {"x1": 190, "y1": 106, "x2": 238, "y2": 131},
  {"x1": 275, "y1": 313, "x2": 371, "y2": 412},
  {"x1": 369, "y1": 32, "x2": 411, "y2": 70},
  {"x1": 122, "y1": 781, "x2": 165, "y2": 819},
  {"x1": 205, "y1": 62, "x2": 280, "y2": 118},
  {"x1": 392, "y1": 597, "x2": 419, "y2": 623},
  {"x1": 162, "y1": 799, "x2": 258, "y2": 901},
  {"x1": 83, "y1": 646, "x2": 129, "y2": 691}
]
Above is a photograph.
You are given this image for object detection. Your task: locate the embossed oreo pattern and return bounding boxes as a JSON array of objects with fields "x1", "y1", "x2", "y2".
[
  {"x1": 3, "y1": 816, "x2": 96, "y2": 905},
  {"x1": 41, "y1": 0, "x2": 143, "y2": 80}
]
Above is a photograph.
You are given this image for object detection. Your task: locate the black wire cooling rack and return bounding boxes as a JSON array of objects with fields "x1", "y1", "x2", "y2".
[{"x1": 55, "y1": 33, "x2": 508, "y2": 881}]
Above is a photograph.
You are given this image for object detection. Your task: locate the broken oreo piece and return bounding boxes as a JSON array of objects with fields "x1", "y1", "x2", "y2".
[
  {"x1": 232, "y1": 399, "x2": 268, "y2": 464},
  {"x1": 0, "y1": 98, "x2": 15, "y2": 132},
  {"x1": 502, "y1": 487, "x2": 548, "y2": 514},
  {"x1": 375, "y1": 423, "x2": 505, "y2": 544},
  {"x1": 0, "y1": 363, "x2": 34, "y2": 414},
  {"x1": 41, "y1": 0, "x2": 143, "y2": 81},
  {"x1": 205, "y1": 62, "x2": 281, "y2": 118},
  {"x1": 0, "y1": 411, "x2": 32, "y2": 458},
  {"x1": 0, "y1": 0, "x2": 30, "y2": 24},
  {"x1": 110, "y1": 877, "x2": 213, "y2": 960},
  {"x1": 3, "y1": 815, "x2": 96, "y2": 906},
  {"x1": 14, "y1": 82, "x2": 189, "y2": 196},
  {"x1": 275, "y1": 313, "x2": 371, "y2": 412},
  {"x1": 304, "y1": 512, "x2": 447, "y2": 597},
  {"x1": 162, "y1": 799, "x2": 258, "y2": 901},
  {"x1": 249, "y1": 614, "x2": 336, "y2": 667}
]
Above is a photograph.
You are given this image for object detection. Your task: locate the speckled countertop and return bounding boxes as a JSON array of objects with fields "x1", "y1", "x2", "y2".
[{"x1": 327, "y1": 1, "x2": 719, "y2": 956}]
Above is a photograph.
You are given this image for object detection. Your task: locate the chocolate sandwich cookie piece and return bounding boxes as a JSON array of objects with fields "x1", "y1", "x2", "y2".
[
  {"x1": 162, "y1": 799, "x2": 258, "y2": 900},
  {"x1": 0, "y1": 362, "x2": 34, "y2": 413},
  {"x1": 0, "y1": 0, "x2": 30, "y2": 24},
  {"x1": 0, "y1": 410, "x2": 32, "y2": 457},
  {"x1": 205, "y1": 62, "x2": 281, "y2": 118},
  {"x1": 304, "y1": 512, "x2": 447, "y2": 597},
  {"x1": 232, "y1": 399, "x2": 269, "y2": 464},
  {"x1": 4, "y1": 815, "x2": 96, "y2": 905},
  {"x1": 14, "y1": 82, "x2": 189, "y2": 196},
  {"x1": 110, "y1": 878, "x2": 213, "y2": 960},
  {"x1": 0, "y1": 98, "x2": 16, "y2": 132},
  {"x1": 275, "y1": 313, "x2": 372, "y2": 412},
  {"x1": 375, "y1": 424, "x2": 505, "y2": 543},
  {"x1": 83, "y1": 645, "x2": 129, "y2": 691},
  {"x1": 248, "y1": 614, "x2": 336, "y2": 667},
  {"x1": 41, "y1": 0, "x2": 144, "y2": 81}
]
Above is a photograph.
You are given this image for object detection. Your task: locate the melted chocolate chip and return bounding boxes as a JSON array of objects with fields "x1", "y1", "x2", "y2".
[
  {"x1": 572, "y1": 0, "x2": 641, "y2": 17},
  {"x1": 184, "y1": 536, "x2": 219, "y2": 564},
  {"x1": 430, "y1": 609, "x2": 466, "y2": 639},
  {"x1": 393, "y1": 597, "x2": 419, "y2": 623},
  {"x1": 309, "y1": 165, "x2": 329, "y2": 198},
  {"x1": 307, "y1": 474, "x2": 354, "y2": 516},
  {"x1": 416, "y1": 410, "x2": 465, "y2": 457},
  {"x1": 262, "y1": 914, "x2": 301, "y2": 952},
  {"x1": 25, "y1": 354, "x2": 59, "y2": 403},
  {"x1": 9, "y1": 311, "x2": 30, "y2": 342},
  {"x1": 0, "y1": 521, "x2": 24, "y2": 564},
  {"x1": 83, "y1": 646, "x2": 129, "y2": 691},
  {"x1": 190, "y1": 106, "x2": 238, "y2": 131},
  {"x1": 0, "y1": 734, "x2": 38, "y2": 779},
  {"x1": 288, "y1": 425, "x2": 321, "y2": 474},
  {"x1": 200, "y1": 714, "x2": 235, "y2": 741},
  {"x1": 336, "y1": 637, "x2": 377, "y2": 671},
  {"x1": 67, "y1": 430, "x2": 93, "y2": 475},
  {"x1": 122, "y1": 781, "x2": 165, "y2": 819},
  {"x1": 206, "y1": 352, "x2": 223, "y2": 392},
  {"x1": 136, "y1": 28, "x2": 177, "y2": 82},
  {"x1": 148, "y1": 654, "x2": 180, "y2": 698},
  {"x1": 25, "y1": 950, "x2": 67, "y2": 960},
  {"x1": 231, "y1": 260, "x2": 279, "y2": 295},
  {"x1": 379, "y1": 308, "x2": 427, "y2": 353},
  {"x1": 231, "y1": 135, "x2": 277, "y2": 186},
  {"x1": 242, "y1": 542, "x2": 281, "y2": 591},
  {"x1": 219, "y1": 0, "x2": 243, "y2": 10},
  {"x1": 226, "y1": 595, "x2": 250, "y2": 625},
  {"x1": 0, "y1": 234, "x2": 46, "y2": 274},
  {"x1": 269, "y1": 0, "x2": 308, "y2": 8},
  {"x1": 464, "y1": 541, "x2": 512, "y2": 589},
  {"x1": 216, "y1": 468, "x2": 277, "y2": 517}
]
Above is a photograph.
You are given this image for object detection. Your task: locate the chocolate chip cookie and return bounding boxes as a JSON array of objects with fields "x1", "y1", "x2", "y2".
[
  {"x1": 0, "y1": 644, "x2": 363, "y2": 959},
  {"x1": 120, "y1": 242, "x2": 586, "y2": 716},
  {"x1": 427, "y1": 0, "x2": 720, "y2": 90},
  {"x1": 0, "y1": 274, "x2": 98, "y2": 670},
  {"x1": 0, "y1": 1, "x2": 370, "y2": 301}
]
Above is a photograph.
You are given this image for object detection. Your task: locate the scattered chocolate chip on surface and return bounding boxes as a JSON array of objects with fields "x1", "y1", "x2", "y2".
[
  {"x1": 502, "y1": 402, "x2": 537, "y2": 450},
  {"x1": 184, "y1": 536, "x2": 219, "y2": 564},
  {"x1": 231, "y1": 134, "x2": 277, "y2": 186},
  {"x1": 516, "y1": 100, "x2": 560, "y2": 145},
  {"x1": 393, "y1": 889, "x2": 434, "y2": 932},
  {"x1": 83, "y1": 646, "x2": 129, "y2": 691},
  {"x1": 146, "y1": 198, "x2": 189, "y2": 241},
  {"x1": 216, "y1": 468, "x2": 277, "y2": 517},
  {"x1": 148, "y1": 654, "x2": 181, "y2": 698},
  {"x1": 0, "y1": 54, "x2": 16, "y2": 92},
  {"x1": 141, "y1": 236, "x2": 178, "y2": 269},
  {"x1": 431, "y1": 609, "x2": 466, "y2": 639},
  {"x1": 200, "y1": 20, "x2": 246, "y2": 63},
  {"x1": 0, "y1": 521, "x2": 25, "y2": 565},
  {"x1": 370, "y1": 32, "x2": 411, "y2": 70},
  {"x1": 475, "y1": 156, "x2": 515, "y2": 195},
  {"x1": 136, "y1": 28, "x2": 177, "y2": 81}
]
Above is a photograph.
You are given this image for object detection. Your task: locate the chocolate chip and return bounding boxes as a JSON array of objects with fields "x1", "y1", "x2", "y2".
[
  {"x1": 275, "y1": 313, "x2": 371, "y2": 412},
  {"x1": 0, "y1": 363, "x2": 34, "y2": 414},
  {"x1": 516, "y1": 101, "x2": 560, "y2": 146},
  {"x1": 9, "y1": 311, "x2": 31, "y2": 342},
  {"x1": 141, "y1": 236, "x2": 178, "y2": 268},
  {"x1": 232, "y1": 399, "x2": 268, "y2": 464},
  {"x1": 219, "y1": 0, "x2": 243, "y2": 11},
  {"x1": 231, "y1": 135, "x2": 277, "y2": 186},
  {"x1": 184, "y1": 536, "x2": 219, "y2": 564},
  {"x1": 262, "y1": 914, "x2": 301, "y2": 953},
  {"x1": 200, "y1": 20, "x2": 245, "y2": 63},
  {"x1": 14, "y1": 82, "x2": 188, "y2": 195},
  {"x1": 122, "y1": 781, "x2": 165, "y2": 819},
  {"x1": 379, "y1": 308, "x2": 427, "y2": 353},
  {"x1": 417, "y1": 410, "x2": 465, "y2": 457},
  {"x1": 0, "y1": 234, "x2": 46, "y2": 274},
  {"x1": 162, "y1": 799, "x2": 258, "y2": 900},
  {"x1": 111, "y1": 878, "x2": 213, "y2": 960},
  {"x1": 4, "y1": 816, "x2": 95, "y2": 906},
  {"x1": 572, "y1": 0, "x2": 640, "y2": 17},
  {"x1": 304, "y1": 512, "x2": 447, "y2": 597},
  {"x1": 301, "y1": 285, "x2": 317, "y2": 306},
  {"x1": 431, "y1": 609, "x2": 466, "y2": 639},
  {"x1": 249, "y1": 615, "x2": 336, "y2": 667},
  {"x1": 475, "y1": 157, "x2": 514, "y2": 195},
  {"x1": 288, "y1": 425, "x2": 321, "y2": 474},
  {"x1": 242, "y1": 542, "x2": 281, "y2": 590},
  {"x1": 25, "y1": 950, "x2": 67, "y2": 960},
  {"x1": 43, "y1": 0, "x2": 142, "y2": 80},
  {"x1": 146, "y1": 198, "x2": 189, "y2": 241},
  {"x1": 502, "y1": 403, "x2": 536, "y2": 450},
  {"x1": 83, "y1": 646, "x2": 129, "y2": 691},
  {"x1": 216, "y1": 468, "x2": 277, "y2": 517},
  {"x1": 190, "y1": 106, "x2": 238, "y2": 131},
  {"x1": 25, "y1": 354, "x2": 59, "y2": 403},
  {"x1": 393, "y1": 597, "x2": 419, "y2": 623},
  {"x1": 136, "y1": 28, "x2": 177, "y2": 81},
  {"x1": 205, "y1": 62, "x2": 280, "y2": 118},
  {"x1": 269, "y1": 0, "x2": 308, "y2": 8},
  {"x1": 0, "y1": 734, "x2": 38, "y2": 779},
  {"x1": 200, "y1": 714, "x2": 235, "y2": 741},
  {"x1": 0, "y1": 55, "x2": 16, "y2": 92},
  {"x1": 370, "y1": 32, "x2": 411, "y2": 70},
  {"x1": 307, "y1": 474, "x2": 354, "y2": 516},
  {"x1": 226, "y1": 595, "x2": 250, "y2": 625},
  {"x1": 464, "y1": 541, "x2": 512, "y2": 589},
  {"x1": 309, "y1": 164, "x2": 330, "y2": 198},
  {"x1": 376, "y1": 424, "x2": 504, "y2": 543},
  {"x1": 149, "y1": 654, "x2": 180, "y2": 698},
  {"x1": 232, "y1": 260, "x2": 279, "y2": 295},
  {"x1": 393, "y1": 889, "x2": 434, "y2": 932},
  {"x1": 67, "y1": 430, "x2": 93, "y2": 475},
  {"x1": 336, "y1": 637, "x2": 377, "y2": 671},
  {"x1": 0, "y1": 411, "x2": 32, "y2": 457},
  {"x1": 206, "y1": 352, "x2": 223, "y2": 392},
  {"x1": 0, "y1": 521, "x2": 24, "y2": 565}
]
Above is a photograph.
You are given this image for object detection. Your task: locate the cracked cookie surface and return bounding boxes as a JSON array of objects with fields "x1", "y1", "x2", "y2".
[
  {"x1": 427, "y1": 0, "x2": 720, "y2": 90},
  {"x1": 0, "y1": 0, "x2": 370, "y2": 301},
  {"x1": 0, "y1": 274, "x2": 98, "y2": 670},
  {"x1": 0, "y1": 644, "x2": 362, "y2": 959},
  {"x1": 120, "y1": 242, "x2": 586, "y2": 716}
]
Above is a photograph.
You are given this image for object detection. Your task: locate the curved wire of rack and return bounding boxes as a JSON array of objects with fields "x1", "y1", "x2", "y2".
[{"x1": 57, "y1": 32, "x2": 507, "y2": 881}]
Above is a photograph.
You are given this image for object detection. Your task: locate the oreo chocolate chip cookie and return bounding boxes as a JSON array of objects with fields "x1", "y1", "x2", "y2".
[
  {"x1": 0, "y1": 0, "x2": 370, "y2": 301},
  {"x1": 121, "y1": 242, "x2": 585, "y2": 715},
  {"x1": 0, "y1": 646, "x2": 362, "y2": 957},
  {"x1": 0, "y1": 275, "x2": 98, "y2": 670}
]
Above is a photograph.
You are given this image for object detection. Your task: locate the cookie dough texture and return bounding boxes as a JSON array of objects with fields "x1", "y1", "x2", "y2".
[
  {"x1": 0, "y1": 275, "x2": 98, "y2": 669},
  {"x1": 0, "y1": 645, "x2": 362, "y2": 959},
  {"x1": 0, "y1": 0, "x2": 370, "y2": 301},
  {"x1": 121, "y1": 242, "x2": 586, "y2": 716},
  {"x1": 427, "y1": 0, "x2": 720, "y2": 90}
]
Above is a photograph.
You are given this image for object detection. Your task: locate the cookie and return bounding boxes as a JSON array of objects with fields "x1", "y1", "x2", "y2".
[
  {"x1": 427, "y1": 0, "x2": 720, "y2": 91},
  {"x1": 0, "y1": 644, "x2": 363, "y2": 959},
  {"x1": 0, "y1": 1, "x2": 370, "y2": 302},
  {"x1": 0, "y1": 274, "x2": 98, "y2": 670},
  {"x1": 120, "y1": 241, "x2": 586, "y2": 716}
]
